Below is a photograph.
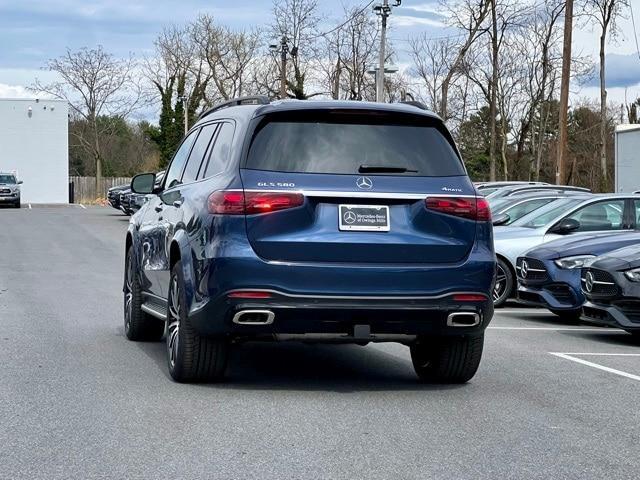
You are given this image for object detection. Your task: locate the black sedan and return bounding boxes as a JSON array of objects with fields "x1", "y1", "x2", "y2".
[{"x1": 581, "y1": 244, "x2": 640, "y2": 337}]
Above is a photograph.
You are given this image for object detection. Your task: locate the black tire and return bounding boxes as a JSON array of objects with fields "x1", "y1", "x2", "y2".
[
  {"x1": 550, "y1": 309, "x2": 582, "y2": 323},
  {"x1": 166, "y1": 260, "x2": 228, "y2": 383},
  {"x1": 493, "y1": 258, "x2": 513, "y2": 307},
  {"x1": 411, "y1": 334, "x2": 484, "y2": 383},
  {"x1": 124, "y1": 247, "x2": 164, "y2": 341}
]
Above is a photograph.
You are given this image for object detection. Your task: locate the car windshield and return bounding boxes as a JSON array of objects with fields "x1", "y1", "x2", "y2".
[
  {"x1": 499, "y1": 197, "x2": 557, "y2": 224},
  {"x1": 0, "y1": 174, "x2": 16, "y2": 184},
  {"x1": 515, "y1": 198, "x2": 585, "y2": 228}
]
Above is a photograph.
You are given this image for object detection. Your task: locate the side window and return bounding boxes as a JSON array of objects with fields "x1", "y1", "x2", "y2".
[
  {"x1": 164, "y1": 130, "x2": 198, "y2": 189},
  {"x1": 202, "y1": 122, "x2": 235, "y2": 179},
  {"x1": 634, "y1": 200, "x2": 640, "y2": 225},
  {"x1": 503, "y1": 198, "x2": 554, "y2": 224},
  {"x1": 566, "y1": 200, "x2": 625, "y2": 232},
  {"x1": 182, "y1": 124, "x2": 217, "y2": 184}
]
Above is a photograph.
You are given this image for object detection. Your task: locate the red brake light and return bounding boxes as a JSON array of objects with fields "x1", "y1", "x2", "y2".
[
  {"x1": 227, "y1": 291, "x2": 273, "y2": 299},
  {"x1": 425, "y1": 196, "x2": 491, "y2": 221},
  {"x1": 452, "y1": 294, "x2": 487, "y2": 302},
  {"x1": 208, "y1": 190, "x2": 304, "y2": 215}
]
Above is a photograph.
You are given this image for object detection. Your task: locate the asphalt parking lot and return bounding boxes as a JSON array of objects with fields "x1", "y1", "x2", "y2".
[{"x1": 1, "y1": 205, "x2": 639, "y2": 479}]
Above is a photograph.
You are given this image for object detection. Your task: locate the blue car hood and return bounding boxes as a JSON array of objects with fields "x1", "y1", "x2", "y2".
[{"x1": 527, "y1": 232, "x2": 640, "y2": 260}]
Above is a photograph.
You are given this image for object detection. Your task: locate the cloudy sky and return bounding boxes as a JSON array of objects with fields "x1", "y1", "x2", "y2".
[{"x1": 0, "y1": 0, "x2": 639, "y2": 108}]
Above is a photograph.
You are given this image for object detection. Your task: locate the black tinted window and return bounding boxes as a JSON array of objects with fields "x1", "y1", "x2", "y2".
[
  {"x1": 182, "y1": 124, "x2": 216, "y2": 183},
  {"x1": 246, "y1": 118, "x2": 463, "y2": 176},
  {"x1": 203, "y1": 122, "x2": 235, "y2": 178},
  {"x1": 165, "y1": 130, "x2": 197, "y2": 189}
]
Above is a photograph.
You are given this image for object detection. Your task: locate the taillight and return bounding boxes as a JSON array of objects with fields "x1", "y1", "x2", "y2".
[
  {"x1": 208, "y1": 190, "x2": 304, "y2": 215},
  {"x1": 227, "y1": 291, "x2": 273, "y2": 299},
  {"x1": 425, "y1": 196, "x2": 491, "y2": 221}
]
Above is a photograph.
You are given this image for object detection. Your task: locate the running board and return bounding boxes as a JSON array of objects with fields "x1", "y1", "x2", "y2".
[{"x1": 141, "y1": 303, "x2": 167, "y2": 320}]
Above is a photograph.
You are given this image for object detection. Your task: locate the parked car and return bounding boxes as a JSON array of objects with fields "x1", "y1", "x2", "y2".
[
  {"x1": 581, "y1": 244, "x2": 640, "y2": 337},
  {"x1": 124, "y1": 97, "x2": 495, "y2": 383},
  {"x1": 0, "y1": 172, "x2": 22, "y2": 208},
  {"x1": 107, "y1": 184, "x2": 129, "y2": 211},
  {"x1": 490, "y1": 192, "x2": 592, "y2": 227},
  {"x1": 475, "y1": 181, "x2": 549, "y2": 196},
  {"x1": 493, "y1": 194, "x2": 639, "y2": 306},
  {"x1": 485, "y1": 184, "x2": 590, "y2": 200},
  {"x1": 516, "y1": 232, "x2": 640, "y2": 320}
]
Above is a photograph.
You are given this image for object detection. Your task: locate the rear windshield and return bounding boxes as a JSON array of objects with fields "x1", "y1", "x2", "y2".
[{"x1": 245, "y1": 113, "x2": 464, "y2": 176}]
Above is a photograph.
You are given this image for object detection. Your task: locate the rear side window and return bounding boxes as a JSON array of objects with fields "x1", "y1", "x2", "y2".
[
  {"x1": 202, "y1": 122, "x2": 235, "y2": 178},
  {"x1": 182, "y1": 124, "x2": 217, "y2": 183},
  {"x1": 245, "y1": 115, "x2": 464, "y2": 176}
]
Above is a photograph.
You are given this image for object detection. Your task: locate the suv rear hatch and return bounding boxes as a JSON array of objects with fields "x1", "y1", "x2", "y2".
[{"x1": 235, "y1": 109, "x2": 483, "y2": 264}]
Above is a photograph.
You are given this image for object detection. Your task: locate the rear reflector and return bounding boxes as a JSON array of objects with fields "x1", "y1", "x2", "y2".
[
  {"x1": 452, "y1": 294, "x2": 487, "y2": 302},
  {"x1": 227, "y1": 291, "x2": 273, "y2": 299},
  {"x1": 425, "y1": 196, "x2": 491, "y2": 221},
  {"x1": 208, "y1": 190, "x2": 304, "y2": 215}
]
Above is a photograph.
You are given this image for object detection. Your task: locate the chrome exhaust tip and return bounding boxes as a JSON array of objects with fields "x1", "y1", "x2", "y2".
[
  {"x1": 446, "y1": 312, "x2": 481, "y2": 327},
  {"x1": 232, "y1": 310, "x2": 275, "y2": 325}
]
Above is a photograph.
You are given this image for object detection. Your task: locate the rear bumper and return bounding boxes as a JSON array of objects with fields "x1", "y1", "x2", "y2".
[
  {"x1": 582, "y1": 301, "x2": 640, "y2": 332},
  {"x1": 189, "y1": 289, "x2": 494, "y2": 339}
]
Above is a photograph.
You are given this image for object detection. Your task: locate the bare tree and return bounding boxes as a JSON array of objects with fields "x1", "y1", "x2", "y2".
[
  {"x1": 439, "y1": 0, "x2": 491, "y2": 121},
  {"x1": 583, "y1": 0, "x2": 629, "y2": 189},
  {"x1": 34, "y1": 46, "x2": 144, "y2": 193},
  {"x1": 271, "y1": 0, "x2": 321, "y2": 99}
]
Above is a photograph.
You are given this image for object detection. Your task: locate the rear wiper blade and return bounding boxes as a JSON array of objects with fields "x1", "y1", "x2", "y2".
[{"x1": 358, "y1": 164, "x2": 418, "y2": 174}]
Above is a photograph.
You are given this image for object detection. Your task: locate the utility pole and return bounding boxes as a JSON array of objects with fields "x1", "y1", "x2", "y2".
[
  {"x1": 556, "y1": 0, "x2": 573, "y2": 185},
  {"x1": 178, "y1": 95, "x2": 189, "y2": 135},
  {"x1": 374, "y1": 1, "x2": 400, "y2": 103},
  {"x1": 270, "y1": 37, "x2": 289, "y2": 99}
]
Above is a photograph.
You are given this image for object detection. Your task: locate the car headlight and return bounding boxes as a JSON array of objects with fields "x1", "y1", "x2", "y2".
[
  {"x1": 624, "y1": 268, "x2": 640, "y2": 282},
  {"x1": 554, "y1": 255, "x2": 596, "y2": 270}
]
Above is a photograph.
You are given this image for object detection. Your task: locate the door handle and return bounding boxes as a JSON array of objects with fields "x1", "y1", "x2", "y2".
[
  {"x1": 154, "y1": 205, "x2": 163, "y2": 212},
  {"x1": 173, "y1": 200, "x2": 183, "y2": 208}
]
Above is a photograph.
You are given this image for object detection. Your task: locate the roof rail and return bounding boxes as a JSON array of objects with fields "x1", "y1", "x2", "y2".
[
  {"x1": 399, "y1": 100, "x2": 428, "y2": 110},
  {"x1": 198, "y1": 96, "x2": 271, "y2": 120}
]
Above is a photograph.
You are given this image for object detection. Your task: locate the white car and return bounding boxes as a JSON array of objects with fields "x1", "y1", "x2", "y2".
[
  {"x1": 492, "y1": 194, "x2": 640, "y2": 306},
  {"x1": 0, "y1": 172, "x2": 22, "y2": 208}
]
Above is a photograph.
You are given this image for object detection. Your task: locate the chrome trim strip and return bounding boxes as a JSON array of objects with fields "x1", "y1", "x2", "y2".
[
  {"x1": 141, "y1": 303, "x2": 167, "y2": 320},
  {"x1": 241, "y1": 188, "x2": 476, "y2": 200},
  {"x1": 580, "y1": 279, "x2": 615, "y2": 285},
  {"x1": 225, "y1": 289, "x2": 488, "y2": 301}
]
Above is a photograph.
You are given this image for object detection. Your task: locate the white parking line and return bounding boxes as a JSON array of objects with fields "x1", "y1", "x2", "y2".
[
  {"x1": 550, "y1": 352, "x2": 640, "y2": 382},
  {"x1": 499, "y1": 310, "x2": 553, "y2": 314},
  {"x1": 28, "y1": 203, "x2": 32, "y2": 209},
  {"x1": 489, "y1": 326, "x2": 617, "y2": 331}
]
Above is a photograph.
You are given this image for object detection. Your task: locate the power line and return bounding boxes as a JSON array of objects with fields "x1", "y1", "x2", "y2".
[
  {"x1": 630, "y1": 2, "x2": 640, "y2": 62},
  {"x1": 310, "y1": 1, "x2": 375, "y2": 40}
]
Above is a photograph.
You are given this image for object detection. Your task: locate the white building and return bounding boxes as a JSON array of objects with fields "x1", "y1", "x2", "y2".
[{"x1": 0, "y1": 98, "x2": 68, "y2": 204}]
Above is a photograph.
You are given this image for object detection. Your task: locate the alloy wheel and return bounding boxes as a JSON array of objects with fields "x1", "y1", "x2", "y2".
[
  {"x1": 493, "y1": 263, "x2": 507, "y2": 303},
  {"x1": 124, "y1": 253, "x2": 133, "y2": 333},
  {"x1": 167, "y1": 276, "x2": 181, "y2": 369}
]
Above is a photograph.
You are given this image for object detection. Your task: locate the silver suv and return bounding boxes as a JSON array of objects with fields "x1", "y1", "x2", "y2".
[{"x1": 0, "y1": 173, "x2": 22, "y2": 208}]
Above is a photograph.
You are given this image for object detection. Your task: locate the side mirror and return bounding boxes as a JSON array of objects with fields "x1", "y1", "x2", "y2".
[
  {"x1": 549, "y1": 217, "x2": 580, "y2": 235},
  {"x1": 492, "y1": 213, "x2": 510, "y2": 226},
  {"x1": 18, "y1": 180, "x2": 23, "y2": 185},
  {"x1": 131, "y1": 173, "x2": 156, "y2": 194}
]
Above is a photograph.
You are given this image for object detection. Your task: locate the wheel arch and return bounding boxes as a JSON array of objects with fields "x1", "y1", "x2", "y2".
[{"x1": 169, "y1": 230, "x2": 197, "y2": 315}]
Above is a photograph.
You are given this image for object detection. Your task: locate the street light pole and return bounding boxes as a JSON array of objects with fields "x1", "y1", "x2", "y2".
[
  {"x1": 280, "y1": 36, "x2": 289, "y2": 99},
  {"x1": 556, "y1": 0, "x2": 574, "y2": 185},
  {"x1": 179, "y1": 95, "x2": 189, "y2": 135}
]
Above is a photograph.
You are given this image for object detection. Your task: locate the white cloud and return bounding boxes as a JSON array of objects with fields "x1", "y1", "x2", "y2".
[
  {"x1": 0, "y1": 83, "x2": 32, "y2": 99},
  {"x1": 392, "y1": 15, "x2": 445, "y2": 28},
  {"x1": 401, "y1": 3, "x2": 443, "y2": 15}
]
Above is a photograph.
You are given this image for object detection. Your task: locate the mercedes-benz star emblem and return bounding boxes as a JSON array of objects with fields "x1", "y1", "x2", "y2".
[
  {"x1": 343, "y1": 210, "x2": 357, "y2": 224},
  {"x1": 521, "y1": 260, "x2": 529, "y2": 278},
  {"x1": 585, "y1": 271, "x2": 595, "y2": 293},
  {"x1": 356, "y1": 176, "x2": 373, "y2": 190}
]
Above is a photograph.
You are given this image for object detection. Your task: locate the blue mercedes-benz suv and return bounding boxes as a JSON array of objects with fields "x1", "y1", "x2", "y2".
[{"x1": 124, "y1": 97, "x2": 495, "y2": 383}]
